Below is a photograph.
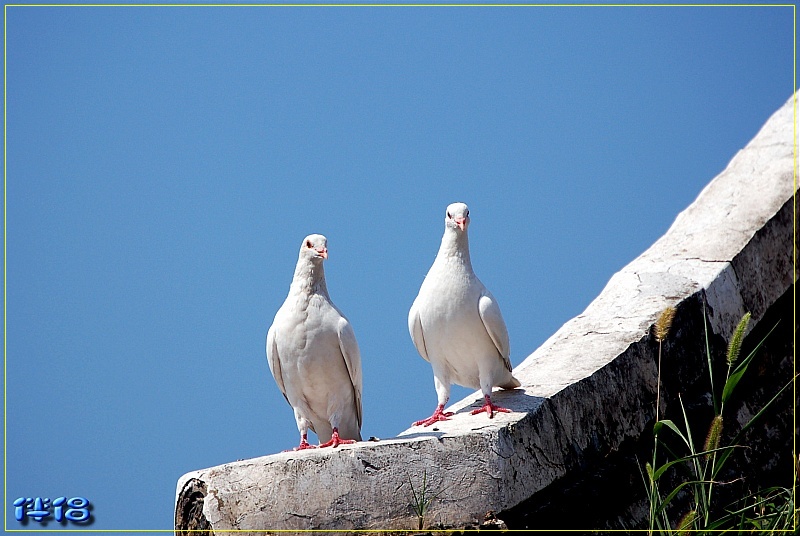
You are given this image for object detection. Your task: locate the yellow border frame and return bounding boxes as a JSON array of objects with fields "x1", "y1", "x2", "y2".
[{"x1": 2, "y1": 2, "x2": 797, "y2": 533}]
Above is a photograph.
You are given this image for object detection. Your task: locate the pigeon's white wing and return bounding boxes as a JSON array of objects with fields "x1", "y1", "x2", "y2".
[
  {"x1": 408, "y1": 300, "x2": 430, "y2": 363},
  {"x1": 266, "y1": 324, "x2": 289, "y2": 403},
  {"x1": 337, "y1": 316, "x2": 363, "y2": 428},
  {"x1": 478, "y1": 293, "x2": 512, "y2": 372}
]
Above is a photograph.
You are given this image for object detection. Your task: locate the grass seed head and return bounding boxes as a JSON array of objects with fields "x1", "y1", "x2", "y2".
[
  {"x1": 676, "y1": 509, "x2": 696, "y2": 535},
  {"x1": 703, "y1": 414, "x2": 724, "y2": 459},
  {"x1": 727, "y1": 312, "x2": 751, "y2": 366},
  {"x1": 654, "y1": 306, "x2": 677, "y2": 342}
]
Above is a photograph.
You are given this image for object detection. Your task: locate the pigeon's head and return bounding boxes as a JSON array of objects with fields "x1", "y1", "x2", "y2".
[
  {"x1": 300, "y1": 234, "x2": 328, "y2": 262},
  {"x1": 445, "y1": 202, "x2": 470, "y2": 232}
]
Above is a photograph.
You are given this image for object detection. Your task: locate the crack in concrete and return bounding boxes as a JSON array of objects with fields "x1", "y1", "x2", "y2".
[
  {"x1": 526, "y1": 440, "x2": 566, "y2": 470},
  {"x1": 287, "y1": 511, "x2": 313, "y2": 519},
  {"x1": 680, "y1": 257, "x2": 730, "y2": 264},
  {"x1": 491, "y1": 447, "x2": 515, "y2": 460},
  {"x1": 360, "y1": 459, "x2": 381, "y2": 473}
]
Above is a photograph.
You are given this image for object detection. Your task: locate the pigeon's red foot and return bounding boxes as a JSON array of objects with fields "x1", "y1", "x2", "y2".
[
  {"x1": 283, "y1": 435, "x2": 317, "y2": 452},
  {"x1": 413, "y1": 404, "x2": 454, "y2": 427},
  {"x1": 470, "y1": 395, "x2": 512, "y2": 419},
  {"x1": 318, "y1": 428, "x2": 356, "y2": 448}
]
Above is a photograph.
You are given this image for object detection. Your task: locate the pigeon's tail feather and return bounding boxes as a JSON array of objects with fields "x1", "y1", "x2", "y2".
[
  {"x1": 499, "y1": 376, "x2": 521, "y2": 390},
  {"x1": 338, "y1": 423, "x2": 362, "y2": 442}
]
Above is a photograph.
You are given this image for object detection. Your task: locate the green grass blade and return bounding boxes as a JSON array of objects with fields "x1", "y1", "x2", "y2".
[
  {"x1": 658, "y1": 419, "x2": 692, "y2": 449},
  {"x1": 652, "y1": 445, "x2": 734, "y2": 481},
  {"x1": 702, "y1": 302, "x2": 719, "y2": 415},
  {"x1": 721, "y1": 364, "x2": 749, "y2": 407}
]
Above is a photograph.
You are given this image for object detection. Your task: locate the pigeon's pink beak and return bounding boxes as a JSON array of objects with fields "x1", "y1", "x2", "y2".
[
  {"x1": 454, "y1": 217, "x2": 467, "y2": 231},
  {"x1": 317, "y1": 247, "x2": 328, "y2": 259}
]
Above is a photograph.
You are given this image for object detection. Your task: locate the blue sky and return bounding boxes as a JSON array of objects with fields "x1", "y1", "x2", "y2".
[{"x1": 3, "y1": 3, "x2": 794, "y2": 531}]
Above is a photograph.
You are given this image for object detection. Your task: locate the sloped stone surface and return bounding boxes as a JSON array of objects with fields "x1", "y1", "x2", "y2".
[{"x1": 175, "y1": 93, "x2": 797, "y2": 533}]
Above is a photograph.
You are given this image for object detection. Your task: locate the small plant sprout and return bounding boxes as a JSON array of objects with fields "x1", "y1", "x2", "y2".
[{"x1": 408, "y1": 469, "x2": 436, "y2": 530}]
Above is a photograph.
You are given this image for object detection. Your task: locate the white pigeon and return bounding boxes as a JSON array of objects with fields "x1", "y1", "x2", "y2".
[
  {"x1": 266, "y1": 234, "x2": 363, "y2": 449},
  {"x1": 408, "y1": 202, "x2": 520, "y2": 426}
]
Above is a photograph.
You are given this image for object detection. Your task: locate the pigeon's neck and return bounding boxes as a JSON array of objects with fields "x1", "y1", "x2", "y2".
[
  {"x1": 290, "y1": 259, "x2": 329, "y2": 298},
  {"x1": 437, "y1": 228, "x2": 473, "y2": 269}
]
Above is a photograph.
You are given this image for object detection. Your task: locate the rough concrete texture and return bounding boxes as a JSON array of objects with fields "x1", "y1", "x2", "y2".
[{"x1": 175, "y1": 93, "x2": 797, "y2": 533}]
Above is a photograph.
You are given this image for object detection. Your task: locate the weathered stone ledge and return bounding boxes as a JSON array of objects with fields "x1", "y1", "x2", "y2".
[{"x1": 175, "y1": 92, "x2": 797, "y2": 533}]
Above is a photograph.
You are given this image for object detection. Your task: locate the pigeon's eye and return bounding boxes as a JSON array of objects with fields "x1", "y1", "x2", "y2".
[
  {"x1": 465, "y1": 210, "x2": 469, "y2": 217},
  {"x1": 305, "y1": 240, "x2": 313, "y2": 248},
  {"x1": 446, "y1": 212, "x2": 452, "y2": 219}
]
